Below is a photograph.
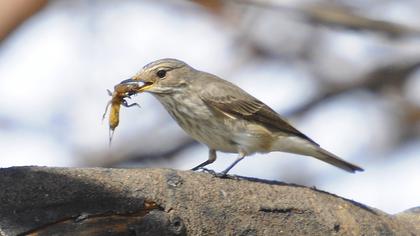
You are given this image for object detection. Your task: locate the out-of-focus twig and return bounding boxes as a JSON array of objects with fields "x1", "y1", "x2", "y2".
[
  {"x1": 389, "y1": 94, "x2": 420, "y2": 142},
  {"x1": 304, "y1": 4, "x2": 420, "y2": 37},
  {"x1": 0, "y1": 0, "x2": 47, "y2": 42},
  {"x1": 288, "y1": 59, "x2": 420, "y2": 117},
  {"x1": 100, "y1": 138, "x2": 197, "y2": 168},
  {"x1": 190, "y1": 0, "x2": 224, "y2": 13},
  {"x1": 229, "y1": 0, "x2": 420, "y2": 37},
  {"x1": 82, "y1": 119, "x2": 199, "y2": 168}
]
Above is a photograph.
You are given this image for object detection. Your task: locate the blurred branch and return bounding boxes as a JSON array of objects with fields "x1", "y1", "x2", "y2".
[
  {"x1": 288, "y1": 59, "x2": 420, "y2": 117},
  {"x1": 230, "y1": 0, "x2": 420, "y2": 37},
  {"x1": 100, "y1": 139, "x2": 197, "y2": 168},
  {"x1": 0, "y1": 0, "x2": 47, "y2": 42},
  {"x1": 391, "y1": 94, "x2": 420, "y2": 142},
  {"x1": 303, "y1": 4, "x2": 420, "y2": 37},
  {"x1": 190, "y1": 0, "x2": 224, "y2": 13},
  {"x1": 284, "y1": 58, "x2": 420, "y2": 150},
  {"x1": 83, "y1": 121, "x2": 198, "y2": 167}
]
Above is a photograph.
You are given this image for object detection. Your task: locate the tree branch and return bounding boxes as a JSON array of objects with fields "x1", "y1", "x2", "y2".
[{"x1": 0, "y1": 167, "x2": 418, "y2": 235}]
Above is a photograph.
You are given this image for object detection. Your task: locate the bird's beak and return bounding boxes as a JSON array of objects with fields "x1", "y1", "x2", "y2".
[
  {"x1": 119, "y1": 78, "x2": 136, "y2": 84},
  {"x1": 119, "y1": 76, "x2": 154, "y2": 92}
]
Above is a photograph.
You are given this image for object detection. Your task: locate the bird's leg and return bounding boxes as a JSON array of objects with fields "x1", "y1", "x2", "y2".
[
  {"x1": 191, "y1": 149, "x2": 217, "y2": 171},
  {"x1": 219, "y1": 151, "x2": 246, "y2": 176},
  {"x1": 121, "y1": 99, "x2": 141, "y2": 109}
]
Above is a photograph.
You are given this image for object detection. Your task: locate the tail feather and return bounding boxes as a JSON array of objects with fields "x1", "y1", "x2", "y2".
[
  {"x1": 312, "y1": 148, "x2": 364, "y2": 173},
  {"x1": 272, "y1": 136, "x2": 364, "y2": 173}
]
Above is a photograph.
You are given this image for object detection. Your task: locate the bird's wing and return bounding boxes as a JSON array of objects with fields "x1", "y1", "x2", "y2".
[{"x1": 199, "y1": 82, "x2": 318, "y2": 146}]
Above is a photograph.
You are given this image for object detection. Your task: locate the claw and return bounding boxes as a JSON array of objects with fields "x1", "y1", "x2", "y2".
[{"x1": 195, "y1": 168, "x2": 232, "y2": 178}]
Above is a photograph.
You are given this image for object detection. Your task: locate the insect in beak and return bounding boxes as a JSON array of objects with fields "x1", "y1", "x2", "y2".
[
  {"x1": 119, "y1": 78, "x2": 153, "y2": 92},
  {"x1": 103, "y1": 82, "x2": 142, "y2": 146}
]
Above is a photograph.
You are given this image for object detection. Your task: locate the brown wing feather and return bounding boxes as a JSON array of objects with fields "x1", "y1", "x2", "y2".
[{"x1": 199, "y1": 86, "x2": 318, "y2": 146}]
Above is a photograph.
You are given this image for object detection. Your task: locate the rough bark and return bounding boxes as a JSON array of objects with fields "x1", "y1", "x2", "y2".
[{"x1": 0, "y1": 167, "x2": 418, "y2": 236}]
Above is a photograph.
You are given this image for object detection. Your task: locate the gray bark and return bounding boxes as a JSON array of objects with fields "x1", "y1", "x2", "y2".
[{"x1": 0, "y1": 167, "x2": 418, "y2": 235}]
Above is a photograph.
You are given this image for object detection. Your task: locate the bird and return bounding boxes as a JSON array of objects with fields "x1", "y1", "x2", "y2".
[{"x1": 120, "y1": 58, "x2": 364, "y2": 175}]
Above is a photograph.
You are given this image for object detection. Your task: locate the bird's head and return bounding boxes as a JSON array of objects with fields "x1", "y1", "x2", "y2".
[{"x1": 120, "y1": 58, "x2": 193, "y2": 94}]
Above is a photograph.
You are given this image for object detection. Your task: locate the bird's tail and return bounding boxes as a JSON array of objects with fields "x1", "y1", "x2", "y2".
[
  {"x1": 272, "y1": 136, "x2": 363, "y2": 173},
  {"x1": 309, "y1": 147, "x2": 364, "y2": 173}
]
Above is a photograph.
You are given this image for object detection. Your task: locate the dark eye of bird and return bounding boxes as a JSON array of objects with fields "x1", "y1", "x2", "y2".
[{"x1": 156, "y1": 70, "x2": 166, "y2": 78}]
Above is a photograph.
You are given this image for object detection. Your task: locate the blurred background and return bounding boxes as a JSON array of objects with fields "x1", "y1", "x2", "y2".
[{"x1": 0, "y1": 0, "x2": 419, "y2": 214}]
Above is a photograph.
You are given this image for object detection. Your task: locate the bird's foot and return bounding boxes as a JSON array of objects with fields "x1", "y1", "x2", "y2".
[
  {"x1": 195, "y1": 167, "x2": 217, "y2": 175},
  {"x1": 213, "y1": 172, "x2": 228, "y2": 178},
  {"x1": 194, "y1": 168, "x2": 223, "y2": 177},
  {"x1": 208, "y1": 169, "x2": 239, "y2": 179},
  {"x1": 193, "y1": 167, "x2": 240, "y2": 179}
]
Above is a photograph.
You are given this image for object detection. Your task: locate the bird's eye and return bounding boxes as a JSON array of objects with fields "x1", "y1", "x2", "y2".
[{"x1": 156, "y1": 70, "x2": 166, "y2": 78}]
